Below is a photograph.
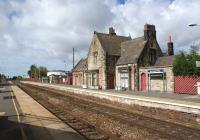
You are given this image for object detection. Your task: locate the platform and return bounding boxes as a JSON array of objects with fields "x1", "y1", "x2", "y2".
[
  {"x1": 11, "y1": 85, "x2": 85, "y2": 140},
  {"x1": 22, "y1": 81, "x2": 200, "y2": 115}
]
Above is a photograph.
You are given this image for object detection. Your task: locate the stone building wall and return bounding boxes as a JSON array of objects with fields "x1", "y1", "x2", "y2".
[
  {"x1": 138, "y1": 40, "x2": 163, "y2": 67},
  {"x1": 139, "y1": 67, "x2": 174, "y2": 92},
  {"x1": 115, "y1": 64, "x2": 136, "y2": 90},
  {"x1": 87, "y1": 34, "x2": 106, "y2": 89},
  {"x1": 73, "y1": 71, "x2": 84, "y2": 86},
  {"x1": 131, "y1": 65, "x2": 136, "y2": 90}
]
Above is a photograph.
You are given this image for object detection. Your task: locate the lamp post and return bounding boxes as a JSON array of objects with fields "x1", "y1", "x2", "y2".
[
  {"x1": 63, "y1": 60, "x2": 68, "y2": 84},
  {"x1": 189, "y1": 24, "x2": 200, "y2": 96},
  {"x1": 38, "y1": 67, "x2": 41, "y2": 82}
]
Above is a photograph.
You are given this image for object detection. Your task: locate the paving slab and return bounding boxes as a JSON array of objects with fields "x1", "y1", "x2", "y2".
[{"x1": 11, "y1": 85, "x2": 85, "y2": 140}]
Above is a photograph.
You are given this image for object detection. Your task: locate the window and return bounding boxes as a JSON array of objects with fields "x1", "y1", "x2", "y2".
[
  {"x1": 120, "y1": 73, "x2": 128, "y2": 88},
  {"x1": 93, "y1": 52, "x2": 98, "y2": 64},
  {"x1": 149, "y1": 49, "x2": 156, "y2": 65}
]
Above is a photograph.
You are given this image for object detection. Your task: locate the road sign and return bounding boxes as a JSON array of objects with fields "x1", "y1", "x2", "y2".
[{"x1": 196, "y1": 61, "x2": 200, "y2": 67}]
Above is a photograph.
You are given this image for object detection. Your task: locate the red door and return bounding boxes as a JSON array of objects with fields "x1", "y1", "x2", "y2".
[
  {"x1": 107, "y1": 74, "x2": 114, "y2": 89},
  {"x1": 141, "y1": 73, "x2": 146, "y2": 91}
]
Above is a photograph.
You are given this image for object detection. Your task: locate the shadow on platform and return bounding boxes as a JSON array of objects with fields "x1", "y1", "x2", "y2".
[{"x1": 0, "y1": 115, "x2": 84, "y2": 140}]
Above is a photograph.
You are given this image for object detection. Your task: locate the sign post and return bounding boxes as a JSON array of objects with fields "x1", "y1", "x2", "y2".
[
  {"x1": 197, "y1": 82, "x2": 200, "y2": 95},
  {"x1": 195, "y1": 61, "x2": 200, "y2": 96}
]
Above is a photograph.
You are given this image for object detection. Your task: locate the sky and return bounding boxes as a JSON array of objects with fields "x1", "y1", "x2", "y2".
[{"x1": 0, "y1": 0, "x2": 200, "y2": 76}]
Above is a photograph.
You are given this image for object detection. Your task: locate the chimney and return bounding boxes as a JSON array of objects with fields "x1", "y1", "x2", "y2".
[
  {"x1": 109, "y1": 27, "x2": 116, "y2": 35},
  {"x1": 144, "y1": 24, "x2": 156, "y2": 40},
  {"x1": 167, "y1": 35, "x2": 174, "y2": 56}
]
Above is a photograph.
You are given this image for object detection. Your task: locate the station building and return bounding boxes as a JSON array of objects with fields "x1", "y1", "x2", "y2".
[
  {"x1": 73, "y1": 24, "x2": 175, "y2": 92},
  {"x1": 72, "y1": 58, "x2": 87, "y2": 87},
  {"x1": 139, "y1": 55, "x2": 174, "y2": 92},
  {"x1": 84, "y1": 27, "x2": 130, "y2": 89},
  {"x1": 115, "y1": 24, "x2": 174, "y2": 92},
  {"x1": 45, "y1": 70, "x2": 72, "y2": 84}
]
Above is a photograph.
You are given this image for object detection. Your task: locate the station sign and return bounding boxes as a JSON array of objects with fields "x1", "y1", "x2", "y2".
[
  {"x1": 196, "y1": 61, "x2": 200, "y2": 67},
  {"x1": 148, "y1": 69, "x2": 164, "y2": 74}
]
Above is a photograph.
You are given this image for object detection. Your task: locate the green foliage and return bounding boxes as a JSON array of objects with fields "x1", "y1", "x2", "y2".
[
  {"x1": 11, "y1": 75, "x2": 23, "y2": 81},
  {"x1": 27, "y1": 65, "x2": 48, "y2": 79},
  {"x1": 173, "y1": 45, "x2": 200, "y2": 76}
]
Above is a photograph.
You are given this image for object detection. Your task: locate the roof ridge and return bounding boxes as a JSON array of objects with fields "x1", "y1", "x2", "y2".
[
  {"x1": 132, "y1": 36, "x2": 144, "y2": 40},
  {"x1": 73, "y1": 58, "x2": 84, "y2": 70},
  {"x1": 73, "y1": 58, "x2": 87, "y2": 72},
  {"x1": 121, "y1": 36, "x2": 144, "y2": 45},
  {"x1": 95, "y1": 32, "x2": 130, "y2": 38}
]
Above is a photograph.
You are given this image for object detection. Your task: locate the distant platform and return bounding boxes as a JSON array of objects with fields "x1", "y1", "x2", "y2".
[{"x1": 21, "y1": 81, "x2": 200, "y2": 115}]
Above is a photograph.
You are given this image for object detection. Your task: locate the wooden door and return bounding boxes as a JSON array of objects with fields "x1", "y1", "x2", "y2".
[
  {"x1": 141, "y1": 73, "x2": 146, "y2": 91},
  {"x1": 107, "y1": 74, "x2": 114, "y2": 89}
]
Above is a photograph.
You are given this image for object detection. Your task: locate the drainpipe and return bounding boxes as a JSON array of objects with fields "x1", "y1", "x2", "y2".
[{"x1": 128, "y1": 64, "x2": 132, "y2": 90}]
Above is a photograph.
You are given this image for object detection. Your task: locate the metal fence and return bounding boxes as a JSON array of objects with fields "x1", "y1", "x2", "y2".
[{"x1": 174, "y1": 76, "x2": 200, "y2": 95}]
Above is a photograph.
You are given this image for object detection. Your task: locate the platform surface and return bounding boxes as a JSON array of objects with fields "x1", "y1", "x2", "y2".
[
  {"x1": 0, "y1": 83, "x2": 85, "y2": 140},
  {"x1": 0, "y1": 83, "x2": 25, "y2": 140}
]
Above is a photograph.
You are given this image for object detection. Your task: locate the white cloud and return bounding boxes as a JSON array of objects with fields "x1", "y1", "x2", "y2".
[
  {"x1": 0, "y1": 0, "x2": 114, "y2": 76},
  {"x1": 0, "y1": 0, "x2": 200, "y2": 76},
  {"x1": 110, "y1": 0, "x2": 200, "y2": 52}
]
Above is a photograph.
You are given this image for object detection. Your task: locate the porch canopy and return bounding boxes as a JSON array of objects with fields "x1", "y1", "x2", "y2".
[{"x1": 147, "y1": 69, "x2": 166, "y2": 92}]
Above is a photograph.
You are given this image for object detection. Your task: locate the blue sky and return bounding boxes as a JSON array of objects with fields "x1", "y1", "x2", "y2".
[
  {"x1": 0, "y1": 0, "x2": 200, "y2": 76},
  {"x1": 117, "y1": 0, "x2": 126, "y2": 4}
]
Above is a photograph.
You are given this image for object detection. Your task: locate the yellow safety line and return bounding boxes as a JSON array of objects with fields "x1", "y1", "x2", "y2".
[{"x1": 11, "y1": 89, "x2": 27, "y2": 140}]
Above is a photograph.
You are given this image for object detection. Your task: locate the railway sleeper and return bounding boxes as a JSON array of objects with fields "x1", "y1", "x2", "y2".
[
  {"x1": 88, "y1": 135, "x2": 109, "y2": 140},
  {"x1": 83, "y1": 131, "x2": 98, "y2": 136},
  {"x1": 78, "y1": 128, "x2": 95, "y2": 133}
]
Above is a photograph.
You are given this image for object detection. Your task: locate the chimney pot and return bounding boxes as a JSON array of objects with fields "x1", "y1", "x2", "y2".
[
  {"x1": 144, "y1": 24, "x2": 156, "y2": 40},
  {"x1": 109, "y1": 27, "x2": 116, "y2": 35},
  {"x1": 167, "y1": 35, "x2": 174, "y2": 56},
  {"x1": 169, "y1": 35, "x2": 172, "y2": 42}
]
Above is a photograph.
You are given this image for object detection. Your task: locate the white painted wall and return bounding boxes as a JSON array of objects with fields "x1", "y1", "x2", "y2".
[{"x1": 47, "y1": 71, "x2": 67, "y2": 76}]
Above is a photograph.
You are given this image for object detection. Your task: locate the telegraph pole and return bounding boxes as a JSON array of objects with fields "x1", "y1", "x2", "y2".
[
  {"x1": 64, "y1": 60, "x2": 66, "y2": 71},
  {"x1": 73, "y1": 48, "x2": 75, "y2": 68}
]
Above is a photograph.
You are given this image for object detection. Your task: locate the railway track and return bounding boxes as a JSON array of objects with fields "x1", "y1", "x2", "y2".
[
  {"x1": 18, "y1": 84, "x2": 109, "y2": 140},
  {"x1": 17, "y1": 83, "x2": 200, "y2": 140}
]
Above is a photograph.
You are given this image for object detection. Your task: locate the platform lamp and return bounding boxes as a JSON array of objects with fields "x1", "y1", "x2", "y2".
[
  {"x1": 189, "y1": 23, "x2": 200, "y2": 96},
  {"x1": 188, "y1": 24, "x2": 200, "y2": 27}
]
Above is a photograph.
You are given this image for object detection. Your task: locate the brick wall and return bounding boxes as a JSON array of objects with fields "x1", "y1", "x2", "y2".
[{"x1": 174, "y1": 76, "x2": 200, "y2": 95}]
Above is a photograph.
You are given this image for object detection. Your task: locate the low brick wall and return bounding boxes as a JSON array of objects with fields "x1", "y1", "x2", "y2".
[{"x1": 174, "y1": 76, "x2": 200, "y2": 95}]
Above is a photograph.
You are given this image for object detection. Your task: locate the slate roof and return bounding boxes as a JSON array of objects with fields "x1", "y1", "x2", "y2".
[
  {"x1": 117, "y1": 36, "x2": 147, "y2": 65},
  {"x1": 155, "y1": 55, "x2": 174, "y2": 67},
  {"x1": 72, "y1": 58, "x2": 87, "y2": 72},
  {"x1": 95, "y1": 32, "x2": 131, "y2": 56}
]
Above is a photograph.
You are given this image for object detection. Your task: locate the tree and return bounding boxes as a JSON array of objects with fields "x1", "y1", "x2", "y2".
[
  {"x1": 27, "y1": 65, "x2": 48, "y2": 79},
  {"x1": 173, "y1": 45, "x2": 200, "y2": 76},
  {"x1": 173, "y1": 51, "x2": 187, "y2": 76},
  {"x1": 38, "y1": 66, "x2": 48, "y2": 77}
]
